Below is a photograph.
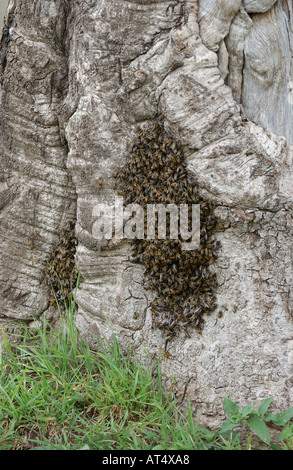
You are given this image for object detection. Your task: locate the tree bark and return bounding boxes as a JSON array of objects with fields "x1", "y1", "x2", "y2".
[{"x1": 0, "y1": 0, "x2": 292, "y2": 427}]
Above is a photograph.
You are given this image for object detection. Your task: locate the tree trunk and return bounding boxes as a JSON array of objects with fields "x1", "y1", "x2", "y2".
[{"x1": 0, "y1": 0, "x2": 292, "y2": 427}]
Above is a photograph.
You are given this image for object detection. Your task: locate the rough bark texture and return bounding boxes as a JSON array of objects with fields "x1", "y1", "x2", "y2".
[{"x1": 0, "y1": 0, "x2": 292, "y2": 428}]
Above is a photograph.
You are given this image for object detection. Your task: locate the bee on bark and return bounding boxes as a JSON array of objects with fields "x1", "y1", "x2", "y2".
[
  {"x1": 41, "y1": 221, "x2": 78, "y2": 310},
  {"x1": 114, "y1": 122, "x2": 221, "y2": 340}
]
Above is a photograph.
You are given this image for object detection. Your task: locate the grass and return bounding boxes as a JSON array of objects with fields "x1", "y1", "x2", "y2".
[
  {"x1": 0, "y1": 310, "x2": 201, "y2": 451},
  {"x1": 0, "y1": 308, "x2": 210, "y2": 451},
  {"x1": 0, "y1": 290, "x2": 292, "y2": 450}
]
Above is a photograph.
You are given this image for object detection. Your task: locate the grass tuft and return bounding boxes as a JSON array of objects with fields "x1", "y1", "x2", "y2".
[
  {"x1": 0, "y1": 302, "x2": 200, "y2": 450},
  {"x1": 0, "y1": 287, "x2": 292, "y2": 450}
]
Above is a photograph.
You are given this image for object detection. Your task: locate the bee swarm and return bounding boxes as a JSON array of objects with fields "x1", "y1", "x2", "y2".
[
  {"x1": 40, "y1": 221, "x2": 78, "y2": 309},
  {"x1": 115, "y1": 122, "x2": 220, "y2": 342}
]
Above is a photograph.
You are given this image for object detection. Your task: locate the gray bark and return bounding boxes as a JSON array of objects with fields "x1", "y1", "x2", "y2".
[
  {"x1": 0, "y1": 0, "x2": 292, "y2": 428},
  {"x1": 0, "y1": 1, "x2": 9, "y2": 30}
]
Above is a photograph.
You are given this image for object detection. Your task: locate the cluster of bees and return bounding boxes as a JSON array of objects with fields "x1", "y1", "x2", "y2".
[
  {"x1": 40, "y1": 221, "x2": 78, "y2": 309},
  {"x1": 114, "y1": 122, "x2": 220, "y2": 342}
]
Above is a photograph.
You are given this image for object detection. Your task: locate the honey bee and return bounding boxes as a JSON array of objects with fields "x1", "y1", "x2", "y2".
[
  {"x1": 97, "y1": 177, "x2": 103, "y2": 189},
  {"x1": 41, "y1": 221, "x2": 78, "y2": 310},
  {"x1": 114, "y1": 122, "x2": 222, "y2": 341}
]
